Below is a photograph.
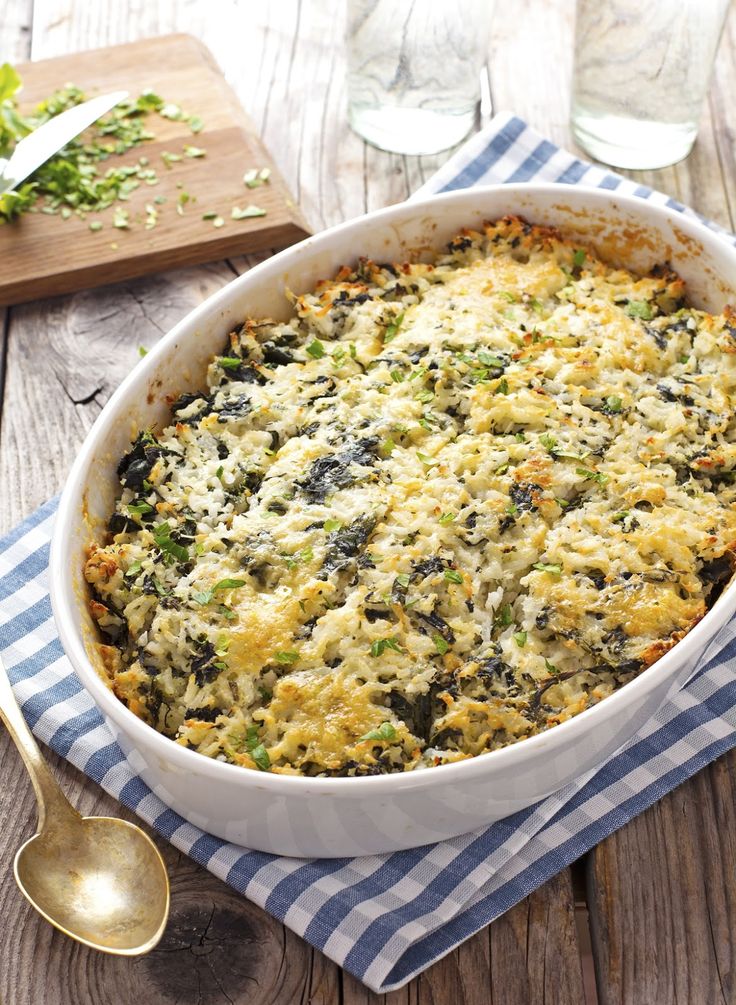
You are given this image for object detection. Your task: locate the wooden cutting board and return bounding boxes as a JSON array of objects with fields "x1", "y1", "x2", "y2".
[{"x1": 0, "y1": 34, "x2": 310, "y2": 305}]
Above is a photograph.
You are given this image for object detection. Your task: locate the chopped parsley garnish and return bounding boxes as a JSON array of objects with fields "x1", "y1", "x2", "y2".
[
  {"x1": 193, "y1": 578, "x2": 246, "y2": 605},
  {"x1": 496, "y1": 378, "x2": 509, "y2": 395},
  {"x1": 274, "y1": 651, "x2": 299, "y2": 664},
  {"x1": 544, "y1": 659, "x2": 560, "y2": 675},
  {"x1": 127, "y1": 501, "x2": 153, "y2": 517},
  {"x1": 359, "y1": 721, "x2": 397, "y2": 742},
  {"x1": 417, "y1": 452, "x2": 438, "y2": 467},
  {"x1": 612, "y1": 510, "x2": 630, "y2": 522},
  {"x1": 433, "y1": 634, "x2": 450, "y2": 655},
  {"x1": 0, "y1": 73, "x2": 208, "y2": 225},
  {"x1": 625, "y1": 300, "x2": 653, "y2": 320},
  {"x1": 125, "y1": 561, "x2": 143, "y2": 579},
  {"x1": 605, "y1": 395, "x2": 623, "y2": 413},
  {"x1": 444, "y1": 569, "x2": 463, "y2": 584},
  {"x1": 152, "y1": 522, "x2": 189, "y2": 563},
  {"x1": 306, "y1": 340, "x2": 325, "y2": 359},
  {"x1": 243, "y1": 167, "x2": 271, "y2": 188},
  {"x1": 573, "y1": 249, "x2": 586, "y2": 268},
  {"x1": 384, "y1": 312, "x2": 405, "y2": 342},
  {"x1": 477, "y1": 351, "x2": 506, "y2": 367},
  {"x1": 218, "y1": 356, "x2": 243, "y2": 369},
  {"x1": 513, "y1": 630, "x2": 527, "y2": 648},
  {"x1": 438, "y1": 511, "x2": 456, "y2": 524},
  {"x1": 323, "y1": 518, "x2": 343, "y2": 532},
  {"x1": 231, "y1": 204, "x2": 267, "y2": 220},
  {"x1": 532, "y1": 562, "x2": 562, "y2": 575},
  {"x1": 495, "y1": 603, "x2": 512, "y2": 627},
  {"x1": 539, "y1": 432, "x2": 557, "y2": 452},
  {"x1": 577, "y1": 467, "x2": 609, "y2": 486},
  {"x1": 395, "y1": 573, "x2": 411, "y2": 588},
  {"x1": 243, "y1": 726, "x2": 270, "y2": 770},
  {"x1": 370, "y1": 637, "x2": 403, "y2": 658}
]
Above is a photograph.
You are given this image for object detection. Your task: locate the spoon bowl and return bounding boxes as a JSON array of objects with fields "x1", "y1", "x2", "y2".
[
  {"x1": 0, "y1": 651, "x2": 170, "y2": 953},
  {"x1": 15, "y1": 814, "x2": 169, "y2": 954}
]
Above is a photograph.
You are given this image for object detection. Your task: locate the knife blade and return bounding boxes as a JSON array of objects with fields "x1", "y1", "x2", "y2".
[{"x1": 0, "y1": 90, "x2": 129, "y2": 196}]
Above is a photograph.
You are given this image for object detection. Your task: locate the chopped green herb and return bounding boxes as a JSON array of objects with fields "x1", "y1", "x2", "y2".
[
  {"x1": 540, "y1": 432, "x2": 557, "y2": 452},
  {"x1": 433, "y1": 634, "x2": 450, "y2": 655},
  {"x1": 218, "y1": 356, "x2": 242, "y2": 369},
  {"x1": 415, "y1": 388, "x2": 434, "y2": 403},
  {"x1": 152, "y1": 521, "x2": 189, "y2": 563},
  {"x1": 395, "y1": 573, "x2": 411, "y2": 588},
  {"x1": 306, "y1": 340, "x2": 325, "y2": 359},
  {"x1": 250, "y1": 742, "x2": 270, "y2": 771},
  {"x1": 202, "y1": 211, "x2": 218, "y2": 220},
  {"x1": 605, "y1": 395, "x2": 623, "y2": 413},
  {"x1": 384, "y1": 312, "x2": 405, "y2": 342},
  {"x1": 532, "y1": 562, "x2": 562, "y2": 575},
  {"x1": 497, "y1": 378, "x2": 509, "y2": 395},
  {"x1": 112, "y1": 206, "x2": 129, "y2": 229},
  {"x1": 573, "y1": 248, "x2": 586, "y2": 268},
  {"x1": 625, "y1": 300, "x2": 653, "y2": 320},
  {"x1": 125, "y1": 560, "x2": 143, "y2": 578},
  {"x1": 370, "y1": 637, "x2": 403, "y2": 658},
  {"x1": 498, "y1": 291, "x2": 516, "y2": 302},
  {"x1": 612, "y1": 510, "x2": 630, "y2": 522},
  {"x1": 416, "y1": 452, "x2": 438, "y2": 467},
  {"x1": 161, "y1": 150, "x2": 183, "y2": 167},
  {"x1": 390, "y1": 370, "x2": 405, "y2": 383},
  {"x1": 323, "y1": 518, "x2": 342, "y2": 532},
  {"x1": 127, "y1": 501, "x2": 153, "y2": 517},
  {"x1": 477, "y1": 351, "x2": 505, "y2": 367},
  {"x1": 679, "y1": 354, "x2": 690, "y2": 364},
  {"x1": 495, "y1": 603, "x2": 512, "y2": 627},
  {"x1": 544, "y1": 659, "x2": 560, "y2": 675},
  {"x1": 444, "y1": 569, "x2": 463, "y2": 584},
  {"x1": 438, "y1": 511, "x2": 456, "y2": 524},
  {"x1": 243, "y1": 167, "x2": 271, "y2": 188},
  {"x1": 380, "y1": 437, "x2": 396, "y2": 456},
  {"x1": 138, "y1": 345, "x2": 148, "y2": 357},
  {"x1": 231, "y1": 204, "x2": 267, "y2": 220},
  {"x1": 513, "y1": 630, "x2": 527, "y2": 648},
  {"x1": 275, "y1": 650, "x2": 299, "y2": 664},
  {"x1": 576, "y1": 467, "x2": 609, "y2": 486},
  {"x1": 359, "y1": 721, "x2": 397, "y2": 742}
]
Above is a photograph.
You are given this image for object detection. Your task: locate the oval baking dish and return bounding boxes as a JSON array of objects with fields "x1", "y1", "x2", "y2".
[{"x1": 50, "y1": 184, "x2": 736, "y2": 857}]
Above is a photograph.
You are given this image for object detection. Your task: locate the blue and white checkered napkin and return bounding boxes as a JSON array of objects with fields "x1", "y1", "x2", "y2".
[{"x1": 4, "y1": 112, "x2": 736, "y2": 992}]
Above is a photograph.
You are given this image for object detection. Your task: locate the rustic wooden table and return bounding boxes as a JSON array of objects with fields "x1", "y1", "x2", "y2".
[{"x1": 2, "y1": 2, "x2": 736, "y2": 1002}]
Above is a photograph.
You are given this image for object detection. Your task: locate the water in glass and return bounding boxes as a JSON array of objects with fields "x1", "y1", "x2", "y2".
[
  {"x1": 347, "y1": 0, "x2": 492, "y2": 156},
  {"x1": 571, "y1": 0, "x2": 730, "y2": 170}
]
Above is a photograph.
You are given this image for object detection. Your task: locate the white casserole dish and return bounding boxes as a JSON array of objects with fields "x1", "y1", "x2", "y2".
[{"x1": 50, "y1": 184, "x2": 736, "y2": 857}]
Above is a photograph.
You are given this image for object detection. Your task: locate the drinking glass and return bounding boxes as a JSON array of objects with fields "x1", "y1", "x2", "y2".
[
  {"x1": 346, "y1": 0, "x2": 492, "y2": 156},
  {"x1": 571, "y1": 0, "x2": 730, "y2": 170}
]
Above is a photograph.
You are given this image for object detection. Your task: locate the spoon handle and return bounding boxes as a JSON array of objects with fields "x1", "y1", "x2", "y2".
[{"x1": 0, "y1": 653, "x2": 79, "y2": 830}]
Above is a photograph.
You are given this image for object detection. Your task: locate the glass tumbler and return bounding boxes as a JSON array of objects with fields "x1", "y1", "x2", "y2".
[
  {"x1": 346, "y1": 0, "x2": 492, "y2": 156},
  {"x1": 571, "y1": 0, "x2": 730, "y2": 170}
]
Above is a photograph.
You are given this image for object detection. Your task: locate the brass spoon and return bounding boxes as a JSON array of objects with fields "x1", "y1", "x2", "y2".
[{"x1": 0, "y1": 654, "x2": 169, "y2": 954}]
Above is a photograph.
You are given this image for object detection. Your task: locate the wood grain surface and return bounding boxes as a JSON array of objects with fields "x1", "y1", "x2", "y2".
[
  {"x1": 0, "y1": 34, "x2": 308, "y2": 305},
  {"x1": 0, "y1": 1, "x2": 735, "y2": 1003}
]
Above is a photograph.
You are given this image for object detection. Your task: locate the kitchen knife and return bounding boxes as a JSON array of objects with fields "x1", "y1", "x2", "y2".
[{"x1": 0, "y1": 90, "x2": 129, "y2": 196}]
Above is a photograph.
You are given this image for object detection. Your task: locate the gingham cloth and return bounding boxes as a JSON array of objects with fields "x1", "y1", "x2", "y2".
[{"x1": 4, "y1": 112, "x2": 736, "y2": 992}]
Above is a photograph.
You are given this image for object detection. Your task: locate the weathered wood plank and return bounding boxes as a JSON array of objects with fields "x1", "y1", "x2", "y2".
[{"x1": 587, "y1": 750, "x2": 736, "y2": 1005}]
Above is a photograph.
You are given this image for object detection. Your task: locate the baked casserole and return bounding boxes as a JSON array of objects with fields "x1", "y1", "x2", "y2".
[{"x1": 85, "y1": 216, "x2": 736, "y2": 776}]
